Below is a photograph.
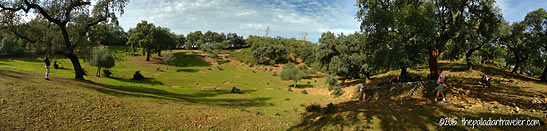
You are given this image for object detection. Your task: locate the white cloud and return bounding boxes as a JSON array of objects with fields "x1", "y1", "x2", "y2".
[{"x1": 117, "y1": 0, "x2": 361, "y2": 43}]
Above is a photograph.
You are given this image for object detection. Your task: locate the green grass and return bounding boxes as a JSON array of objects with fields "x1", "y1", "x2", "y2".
[
  {"x1": 229, "y1": 48, "x2": 257, "y2": 65},
  {"x1": 0, "y1": 47, "x2": 338, "y2": 130}
]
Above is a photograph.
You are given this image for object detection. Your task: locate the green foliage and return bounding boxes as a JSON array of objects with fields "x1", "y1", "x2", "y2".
[
  {"x1": 253, "y1": 42, "x2": 288, "y2": 65},
  {"x1": 317, "y1": 32, "x2": 370, "y2": 80},
  {"x1": 332, "y1": 86, "x2": 344, "y2": 97},
  {"x1": 88, "y1": 23, "x2": 128, "y2": 46},
  {"x1": 163, "y1": 52, "x2": 177, "y2": 69},
  {"x1": 325, "y1": 103, "x2": 335, "y2": 114},
  {"x1": 230, "y1": 87, "x2": 242, "y2": 94},
  {"x1": 0, "y1": 35, "x2": 25, "y2": 56},
  {"x1": 324, "y1": 75, "x2": 339, "y2": 87},
  {"x1": 132, "y1": 71, "x2": 145, "y2": 80},
  {"x1": 305, "y1": 104, "x2": 321, "y2": 112},
  {"x1": 281, "y1": 63, "x2": 308, "y2": 88},
  {"x1": 301, "y1": 90, "x2": 308, "y2": 94},
  {"x1": 103, "y1": 69, "x2": 112, "y2": 77},
  {"x1": 88, "y1": 46, "x2": 115, "y2": 77}
]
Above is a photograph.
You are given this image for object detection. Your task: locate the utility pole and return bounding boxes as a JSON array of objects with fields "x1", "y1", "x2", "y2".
[{"x1": 265, "y1": 25, "x2": 270, "y2": 37}]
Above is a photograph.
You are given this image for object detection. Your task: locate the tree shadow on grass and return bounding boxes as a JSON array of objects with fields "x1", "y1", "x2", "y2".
[
  {"x1": 288, "y1": 98, "x2": 546, "y2": 130},
  {"x1": 438, "y1": 62, "x2": 540, "y2": 83},
  {"x1": 176, "y1": 68, "x2": 199, "y2": 72},
  {"x1": 289, "y1": 84, "x2": 314, "y2": 88},
  {"x1": 81, "y1": 81, "x2": 274, "y2": 108},
  {"x1": 152, "y1": 52, "x2": 211, "y2": 67},
  {"x1": 109, "y1": 76, "x2": 164, "y2": 86}
]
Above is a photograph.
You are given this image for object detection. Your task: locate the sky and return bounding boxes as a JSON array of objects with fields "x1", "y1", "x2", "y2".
[{"x1": 116, "y1": 0, "x2": 546, "y2": 43}]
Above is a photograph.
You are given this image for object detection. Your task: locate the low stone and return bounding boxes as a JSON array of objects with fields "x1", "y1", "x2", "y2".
[
  {"x1": 515, "y1": 107, "x2": 520, "y2": 113},
  {"x1": 470, "y1": 104, "x2": 482, "y2": 108},
  {"x1": 314, "y1": 116, "x2": 323, "y2": 121}
]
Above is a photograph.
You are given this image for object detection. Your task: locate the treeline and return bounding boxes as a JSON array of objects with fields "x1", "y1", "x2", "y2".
[
  {"x1": 246, "y1": 35, "x2": 316, "y2": 65},
  {"x1": 126, "y1": 21, "x2": 247, "y2": 60}
]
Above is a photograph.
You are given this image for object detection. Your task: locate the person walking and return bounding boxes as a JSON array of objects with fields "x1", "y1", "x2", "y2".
[
  {"x1": 434, "y1": 69, "x2": 446, "y2": 102},
  {"x1": 44, "y1": 54, "x2": 50, "y2": 80}
]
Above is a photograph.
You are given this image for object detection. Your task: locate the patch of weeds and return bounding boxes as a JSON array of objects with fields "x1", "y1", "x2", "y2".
[
  {"x1": 217, "y1": 66, "x2": 224, "y2": 70},
  {"x1": 273, "y1": 72, "x2": 278, "y2": 76},
  {"x1": 285, "y1": 98, "x2": 290, "y2": 101},
  {"x1": 301, "y1": 90, "x2": 308, "y2": 94},
  {"x1": 252, "y1": 70, "x2": 256, "y2": 73},
  {"x1": 288, "y1": 87, "x2": 293, "y2": 92},
  {"x1": 256, "y1": 112, "x2": 263, "y2": 116}
]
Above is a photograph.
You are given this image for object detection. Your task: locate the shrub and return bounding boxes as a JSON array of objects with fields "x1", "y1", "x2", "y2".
[
  {"x1": 285, "y1": 98, "x2": 290, "y2": 101},
  {"x1": 301, "y1": 90, "x2": 308, "y2": 94},
  {"x1": 252, "y1": 70, "x2": 256, "y2": 73},
  {"x1": 132, "y1": 71, "x2": 144, "y2": 80},
  {"x1": 230, "y1": 87, "x2": 242, "y2": 94},
  {"x1": 53, "y1": 61, "x2": 59, "y2": 69},
  {"x1": 288, "y1": 87, "x2": 293, "y2": 91},
  {"x1": 305, "y1": 104, "x2": 321, "y2": 112},
  {"x1": 332, "y1": 86, "x2": 344, "y2": 97},
  {"x1": 163, "y1": 52, "x2": 176, "y2": 70},
  {"x1": 88, "y1": 46, "x2": 115, "y2": 77},
  {"x1": 325, "y1": 75, "x2": 339, "y2": 87},
  {"x1": 217, "y1": 66, "x2": 224, "y2": 70},
  {"x1": 325, "y1": 103, "x2": 335, "y2": 113},
  {"x1": 103, "y1": 69, "x2": 112, "y2": 77},
  {"x1": 273, "y1": 72, "x2": 278, "y2": 76}
]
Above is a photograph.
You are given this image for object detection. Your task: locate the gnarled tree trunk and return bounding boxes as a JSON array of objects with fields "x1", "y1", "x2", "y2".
[
  {"x1": 541, "y1": 66, "x2": 547, "y2": 82},
  {"x1": 66, "y1": 52, "x2": 85, "y2": 80},
  {"x1": 428, "y1": 48, "x2": 440, "y2": 80}
]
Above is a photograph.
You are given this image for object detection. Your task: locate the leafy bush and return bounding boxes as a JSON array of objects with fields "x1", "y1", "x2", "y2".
[
  {"x1": 53, "y1": 61, "x2": 59, "y2": 69},
  {"x1": 325, "y1": 75, "x2": 339, "y2": 87},
  {"x1": 288, "y1": 87, "x2": 293, "y2": 92},
  {"x1": 301, "y1": 90, "x2": 308, "y2": 94},
  {"x1": 88, "y1": 46, "x2": 115, "y2": 77},
  {"x1": 230, "y1": 87, "x2": 242, "y2": 94},
  {"x1": 325, "y1": 103, "x2": 335, "y2": 113},
  {"x1": 163, "y1": 52, "x2": 177, "y2": 69},
  {"x1": 332, "y1": 86, "x2": 344, "y2": 97},
  {"x1": 103, "y1": 69, "x2": 112, "y2": 77},
  {"x1": 217, "y1": 66, "x2": 224, "y2": 70},
  {"x1": 132, "y1": 71, "x2": 144, "y2": 80},
  {"x1": 305, "y1": 104, "x2": 321, "y2": 112}
]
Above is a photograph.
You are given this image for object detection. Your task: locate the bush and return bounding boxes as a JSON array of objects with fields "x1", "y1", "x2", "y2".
[
  {"x1": 217, "y1": 66, "x2": 224, "y2": 70},
  {"x1": 53, "y1": 61, "x2": 59, "y2": 69},
  {"x1": 230, "y1": 87, "x2": 242, "y2": 94},
  {"x1": 325, "y1": 75, "x2": 339, "y2": 87},
  {"x1": 332, "y1": 86, "x2": 344, "y2": 97},
  {"x1": 301, "y1": 90, "x2": 308, "y2": 94},
  {"x1": 288, "y1": 87, "x2": 293, "y2": 91},
  {"x1": 103, "y1": 69, "x2": 112, "y2": 77},
  {"x1": 305, "y1": 104, "x2": 321, "y2": 112},
  {"x1": 325, "y1": 103, "x2": 335, "y2": 113},
  {"x1": 132, "y1": 71, "x2": 144, "y2": 80},
  {"x1": 272, "y1": 72, "x2": 278, "y2": 76}
]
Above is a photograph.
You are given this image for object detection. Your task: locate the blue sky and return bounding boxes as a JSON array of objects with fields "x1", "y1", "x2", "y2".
[{"x1": 116, "y1": 0, "x2": 546, "y2": 43}]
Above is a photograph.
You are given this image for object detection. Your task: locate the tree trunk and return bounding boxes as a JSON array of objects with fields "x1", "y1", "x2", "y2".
[
  {"x1": 97, "y1": 66, "x2": 101, "y2": 77},
  {"x1": 512, "y1": 60, "x2": 520, "y2": 74},
  {"x1": 142, "y1": 48, "x2": 146, "y2": 56},
  {"x1": 428, "y1": 48, "x2": 440, "y2": 80},
  {"x1": 400, "y1": 67, "x2": 407, "y2": 82},
  {"x1": 66, "y1": 53, "x2": 85, "y2": 80},
  {"x1": 158, "y1": 49, "x2": 162, "y2": 57},
  {"x1": 294, "y1": 81, "x2": 297, "y2": 88},
  {"x1": 146, "y1": 48, "x2": 151, "y2": 61},
  {"x1": 541, "y1": 66, "x2": 547, "y2": 82},
  {"x1": 465, "y1": 49, "x2": 475, "y2": 71}
]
